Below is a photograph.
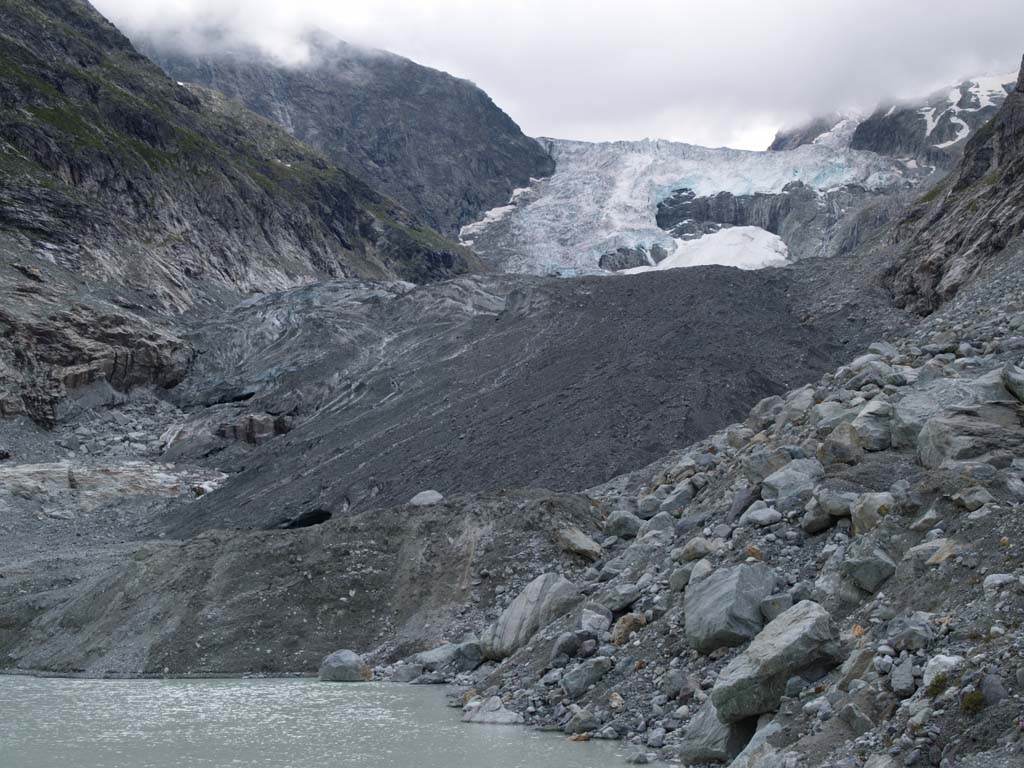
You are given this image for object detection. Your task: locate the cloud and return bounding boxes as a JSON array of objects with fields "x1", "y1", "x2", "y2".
[{"x1": 92, "y1": 0, "x2": 1024, "y2": 150}]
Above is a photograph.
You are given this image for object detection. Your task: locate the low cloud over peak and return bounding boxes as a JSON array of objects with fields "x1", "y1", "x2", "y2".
[{"x1": 94, "y1": 0, "x2": 1024, "y2": 150}]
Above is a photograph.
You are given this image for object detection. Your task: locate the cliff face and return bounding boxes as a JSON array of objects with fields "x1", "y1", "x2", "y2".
[
  {"x1": 889, "y1": 57, "x2": 1024, "y2": 313},
  {"x1": 138, "y1": 32, "x2": 555, "y2": 236},
  {"x1": 0, "y1": 0, "x2": 478, "y2": 312}
]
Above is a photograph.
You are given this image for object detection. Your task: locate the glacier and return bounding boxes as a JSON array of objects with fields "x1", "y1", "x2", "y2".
[
  {"x1": 459, "y1": 137, "x2": 906, "y2": 276},
  {"x1": 620, "y1": 227, "x2": 790, "y2": 273}
]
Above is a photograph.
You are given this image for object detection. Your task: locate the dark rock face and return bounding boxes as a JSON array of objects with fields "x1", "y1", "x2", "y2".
[
  {"x1": 598, "y1": 245, "x2": 667, "y2": 271},
  {"x1": 0, "y1": 0, "x2": 478, "y2": 315},
  {"x1": 851, "y1": 77, "x2": 1016, "y2": 166},
  {"x1": 137, "y1": 32, "x2": 555, "y2": 236},
  {"x1": 889, "y1": 56, "x2": 1024, "y2": 313},
  {"x1": 656, "y1": 183, "x2": 896, "y2": 261},
  {"x1": 769, "y1": 115, "x2": 843, "y2": 151}
]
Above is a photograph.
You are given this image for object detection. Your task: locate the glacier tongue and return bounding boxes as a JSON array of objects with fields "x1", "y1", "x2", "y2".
[{"x1": 460, "y1": 137, "x2": 906, "y2": 275}]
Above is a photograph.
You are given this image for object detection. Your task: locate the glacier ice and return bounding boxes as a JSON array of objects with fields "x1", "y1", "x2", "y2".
[
  {"x1": 620, "y1": 227, "x2": 790, "y2": 274},
  {"x1": 461, "y1": 137, "x2": 906, "y2": 275}
]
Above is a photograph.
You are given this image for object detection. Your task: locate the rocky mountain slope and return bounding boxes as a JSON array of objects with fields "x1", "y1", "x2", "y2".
[
  {"x1": 770, "y1": 73, "x2": 1018, "y2": 167},
  {"x1": 0, "y1": 0, "x2": 477, "y2": 306},
  {"x1": 889, "y1": 58, "x2": 1024, "y2": 314},
  {"x1": 135, "y1": 31, "x2": 555, "y2": 236}
]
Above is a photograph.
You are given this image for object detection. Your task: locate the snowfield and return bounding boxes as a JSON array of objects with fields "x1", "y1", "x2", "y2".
[
  {"x1": 621, "y1": 227, "x2": 790, "y2": 273},
  {"x1": 460, "y1": 137, "x2": 904, "y2": 275}
]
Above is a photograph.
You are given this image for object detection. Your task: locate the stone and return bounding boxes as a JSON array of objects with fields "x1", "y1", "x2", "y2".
[
  {"x1": 579, "y1": 603, "x2": 613, "y2": 633},
  {"x1": 850, "y1": 492, "x2": 895, "y2": 535},
  {"x1": 886, "y1": 612, "x2": 935, "y2": 651},
  {"x1": 839, "y1": 703, "x2": 874, "y2": 736},
  {"x1": 982, "y1": 573, "x2": 1016, "y2": 597},
  {"x1": 391, "y1": 663, "x2": 424, "y2": 683},
  {"x1": 561, "y1": 656, "x2": 613, "y2": 699},
  {"x1": 606, "y1": 510, "x2": 643, "y2": 539},
  {"x1": 669, "y1": 567, "x2": 692, "y2": 592},
  {"x1": 481, "y1": 573, "x2": 581, "y2": 660},
  {"x1": 1004, "y1": 363, "x2": 1024, "y2": 402},
  {"x1": 761, "y1": 459, "x2": 824, "y2": 510},
  {"x1": 851, "y1": 400, "x2": 893, "y2": 451},
  {"x1": 891, "y1": 379, "x2": 980, "y2": 448},
  {"x1": 611, "y1": 612, "x2": 647, "y2": 645},
  {"x1": 890, "y1": 657, "x2": 916, "y2": 698},
  {"x1": 678, "y1": 536, "x2": 714, "y2": 561},
  {"x1": 597, "y1": 583, "x2": 641, "y2": 612},
  {"x1": 841, "y1": 539, "x2": 897, "y2": 593},
  {"x1": 739, "y1": 505, "x2": 782, "y2": 528},
  {"x1": 918, "y1": 403, "x2": 1024, "y2": 469},
  {"x1": 409, "y1": 490, "x2": 444, "y2": 506},
  {"x1": 747, "y1": 395, "x2": 785, "y2": 431},
  {"x1": 556, "y1": 527, "x2": 603, "y2": 561},
  {"x1": 678, "y1": 699, "x2": 755, "y2": 764},
  {"x1": 318, "y1": 649, "x2": 371, "y2": 682},
  {"x1": 639, "y1": 511, "x2": 676, "y2": 537},
  {"x1": 819, "y1": 422, "x2": 864, "y2": 465},
  {"x1": 564, "y1": 708, "x2": 601, "y2": 734},
  {"x1": 684, "y1": 564, "x2": 777, "y2": 653},
  {"x1": 923, "y1": 654, "x2": 963, "y2": 688},
  {"x1": 952, "y1": 486, "x2": 994, "y2": 512},
  {"x1": 462, "y1": 695, "x2": 524, "y2": 725},
  {"x1": 760, "y1": 593, "x2": 794, "y2": 622},
  {"x1": 711, "y1": 601, "x2": 840, "y2": 723},
  {"x1": 801, "y1": 501, "x2": 833, "y2": 534},
  {"x1": 980, "y1": 673, "x2": 1008, "y2": 705}
]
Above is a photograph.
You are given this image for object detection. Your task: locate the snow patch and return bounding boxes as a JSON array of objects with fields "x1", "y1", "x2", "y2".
[{"x1": 621, "y1": 227, "x2": 790, "y2": 274}]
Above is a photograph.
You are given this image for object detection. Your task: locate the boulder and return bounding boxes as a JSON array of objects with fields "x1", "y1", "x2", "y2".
[
  {"x1": 409, "y1": 490, "x2": 444, "y2": 506},
  {"x1": 850, "y1": 492, "x2": 895, "y2": 535},
  {"x1": 890, "y1": 657, "x2": 916, "y2": 698},
  {"x1": 684, "y1": 564, "x2": 776, "y2": 653},
  {"x1": 561, "y1": 656, "x2": 613, "y2": 699},
  {"x1": 841, "y1": 539, "x2": 897, "y2": 593},
  {"x1": 891, "y1": 378, "x2": 980, "y2": 448},
  {"x1": 886, "y1": 612, "x2": 935, "y2": 651},
  {"x1": 711, "y1": 601, "x2": 840, "y2": 723},
  {"x1": 923, "y1": 654, "x2": 963, "y2": 688},
  {"x1": 606, "y1": 510, "x2": 643, "y2": 539},
  {"x1": 677, "y1": 536, "x2": 714, "y2": 561},
  {"x1": 761, "y1": 459, "x2": 823, "y2": 511},
  {"x1": 481, "y1": 573, "x2": 581, "y2": 660},
  {"x1": 564, "y1": 708, "x2": 601, "y2": 734},
  {"x1": 818, "y1": 422, "x2": 864, "y2": 465},
  {"x1": 462, "y1": 695, "x2": 524, "y2": 724},
  {"x1": 678, "y1": 698, "x2": 755, "y2": 763},
  {"x1": 611, "y1": 612, "x2": 647, "y2": 645},
  {"x1": 851, "y1": 400, "x2": 893, "y2": 451},
  {"x1": 318, "y1": 649, "x2": 371, "y2": 682},
  {"x1": 556, "y1": 527, "x2": 603, "y2": 561},
  {"x1": 918, "y1": 403, "x2": 1024, "y2": 469},
  {"x1": 738, "y1": 505, "x2": 782, "y2": 528},
  {"x1": 1004, "y1": 363, "x2": 1024, "y2": 402}
]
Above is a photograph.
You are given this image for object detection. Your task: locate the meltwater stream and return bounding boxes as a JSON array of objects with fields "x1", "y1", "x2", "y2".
[{"x1": 0, "y1": 677, "x2": 625, "y2": 768}]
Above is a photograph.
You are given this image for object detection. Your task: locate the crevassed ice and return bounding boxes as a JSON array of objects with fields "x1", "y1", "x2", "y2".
[{"x1": 460, "y1": 137, "x2": 904, "y2": 275}]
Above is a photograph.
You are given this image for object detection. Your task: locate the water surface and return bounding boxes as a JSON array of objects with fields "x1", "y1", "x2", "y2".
[{"x1": 0, "y1": 676, "x2": 625, "y2": 768}]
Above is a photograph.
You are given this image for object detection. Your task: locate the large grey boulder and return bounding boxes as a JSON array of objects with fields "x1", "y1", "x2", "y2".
[
  {"x1": 1004, "y1": 363, "x2": 1024, "y2": 402},
  {"x1": 556, "y1": 527, "x2": 602, "y2": 561},
  {"x1": 891, "y1": 378, "x2": 979, "y2": 448},
  {"x1": 851, "y1": 400, "x2": 893, "y2": 451},
  {"x1": 678, "y1": 699, "x2": 755, "y2": 763},
  {"x1": 318, "y1": 649, "x2": 371, "y2": 682},
  {"x1": 606, "y1": 510, "x2": 643, "y2": 539},
  {"x1": 561, "y1": 656, "x2": 613, "y2": 698},
  {"x1": 711, "y1": 601, "x2": 840, "y2": 723},
  {"x1": 918, "y1": 403, "x2": 1024, "y2": 468},
  {"x1": 481, "y1": 573, "x2": 581, "y2": 660},
  {"x1": 841, "y1": 539, "x2": 897, "y2": 593},
  {"x1": 411, "y1": 640, "x2": 482, "y2": 672},
  {"x1": 760, "y1": 459, "x2": 823, "y2": 511},
  {"x1": 462, "y1": 695, "x2": 524, "y2": 724},
  {"x1": 684, "y1": 564, "x2": 777, "y2": 653}
]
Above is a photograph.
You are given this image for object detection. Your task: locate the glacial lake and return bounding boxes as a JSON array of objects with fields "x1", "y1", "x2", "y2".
[{"x1": 0, "y1": 676, "x2": 626, "y2": 768}]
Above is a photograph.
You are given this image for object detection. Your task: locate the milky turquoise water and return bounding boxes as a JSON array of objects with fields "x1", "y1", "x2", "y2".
[{"x1": 0, "y1": 676, "x2": 625, "y2": 768}]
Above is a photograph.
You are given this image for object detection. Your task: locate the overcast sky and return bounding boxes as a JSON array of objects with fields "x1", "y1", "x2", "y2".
[{"x1": 93, "y1": 0, "x2": 1023, "y2": 150}]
